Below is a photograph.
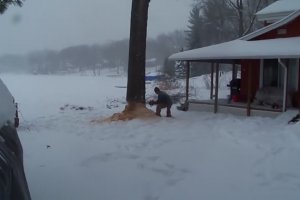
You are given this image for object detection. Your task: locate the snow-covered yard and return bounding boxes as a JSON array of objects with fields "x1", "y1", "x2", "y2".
[{"x1": 1, "y1": 73, "x2": 300, "y2": 200}]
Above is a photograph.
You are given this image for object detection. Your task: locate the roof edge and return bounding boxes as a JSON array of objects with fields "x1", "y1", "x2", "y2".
[{"x1": 256, "y1": 11, "x2": 293, "y2": 22}]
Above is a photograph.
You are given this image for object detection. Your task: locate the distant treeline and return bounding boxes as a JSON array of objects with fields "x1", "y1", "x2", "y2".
[
  {"x1": 0, "y1": 0, "x2": 277, "y2": 77},
  {"x1": 0, "y1": 30, "x2": 186, "y2": 75}
]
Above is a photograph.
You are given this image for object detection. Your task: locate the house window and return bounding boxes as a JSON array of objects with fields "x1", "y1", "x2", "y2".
[
  {"x1": 263, "y1": 59, "x2": 284, "y2": 88},
  {"x1": 277, "y1": 29, "x2": 287, "y2": 35}
]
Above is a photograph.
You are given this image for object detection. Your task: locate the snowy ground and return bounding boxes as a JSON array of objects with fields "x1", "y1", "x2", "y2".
[{"x1": 1, "y1": 73, "x2": 300, "y2": 200}]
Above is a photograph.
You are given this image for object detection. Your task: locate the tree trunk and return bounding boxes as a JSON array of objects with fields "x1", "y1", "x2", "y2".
[
  {"x1": 237, "y1": 0, "x2": 244, "y2": 37},
  {"x1": 126, "y1": 0, "x2": 150, "y2": 104}
]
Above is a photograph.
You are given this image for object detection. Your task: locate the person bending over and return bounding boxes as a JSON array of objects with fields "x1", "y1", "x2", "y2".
[{"x1": 149, "y1": 87, "x2": 172, "y2": 117}]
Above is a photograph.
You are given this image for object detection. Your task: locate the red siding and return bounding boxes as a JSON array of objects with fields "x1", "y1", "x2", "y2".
[
  {"x1": 295, "y1": 59, "x2": 300, "y2": 107},
  {"x1": 299, "y1": 59, "x2": 300, "y2": 92},
  {"x1": 239, "y1": 15, "x2": 300, "y2": 105},
  {"x1": 253, "y1": 16, "x2": 300, "y2": 40},
  {"x1": 240, "y1": 60, "x2": 260, "y2": 101}
]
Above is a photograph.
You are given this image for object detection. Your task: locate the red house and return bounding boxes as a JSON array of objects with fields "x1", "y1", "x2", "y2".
[{"x1": 169, "y1": 2, "x2": 300, "y2": 117}]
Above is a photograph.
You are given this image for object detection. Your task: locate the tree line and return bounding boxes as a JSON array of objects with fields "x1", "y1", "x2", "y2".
[
  {"x1": 0, "y1": 30, "x2": 186, "y2": 75},
  {"x1": 0, "y1": 0, "x2": 277, "y2": 76}
]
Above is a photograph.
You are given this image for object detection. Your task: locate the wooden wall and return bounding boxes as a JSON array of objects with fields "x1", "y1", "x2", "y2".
[
  {"x1": 240, "y1": 60, "x2": 260, "y2": 101},
  {"x1": 299, "y1": 59, "x2": 300, "y2": 92},
  {"x1": 253, "y1": 16, "x2": 300, "y2": 40}
]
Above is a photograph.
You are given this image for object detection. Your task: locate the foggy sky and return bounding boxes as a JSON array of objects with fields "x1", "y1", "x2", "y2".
[{"x1": 0, "y1": 0, "x2": 192, "y2": 55}]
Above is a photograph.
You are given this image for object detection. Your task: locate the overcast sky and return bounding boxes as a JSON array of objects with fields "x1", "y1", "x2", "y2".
[{"x1": 0, "y1": 0, "x2": 192, "y2": 55}]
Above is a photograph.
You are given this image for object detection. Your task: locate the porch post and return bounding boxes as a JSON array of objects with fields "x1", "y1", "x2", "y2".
[
  {"x1": 259, "y1": 59, "x2": 264, "y2": 88},
  {"x1": 247, "y1": 64, "x2": 252, "y2": 116},
  {"x1": 278, "y1": 58, "x2": 288, "y2": 112},
  {"x1": 186, "y1": 61, "x2": 190, "y2": 103},
  {"x1": 232, "y1": 63, "x2": 237, "y2": 79},
  {"x1": 210, "y1": 63, "x2": 214, "y2": 100},
  {"x1": 214, "y1": 63, "x2": 219, "y2": 113}
]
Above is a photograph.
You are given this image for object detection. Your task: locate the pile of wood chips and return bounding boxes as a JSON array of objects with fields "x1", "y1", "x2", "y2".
[{"x1": 96, "y1": 103, "x2": 157, "y2": 123}]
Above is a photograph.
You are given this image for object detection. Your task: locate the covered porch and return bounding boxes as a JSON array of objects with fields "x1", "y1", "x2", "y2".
[{"x1": 169, "y1": 37, "x2": 300, "y2": 117}]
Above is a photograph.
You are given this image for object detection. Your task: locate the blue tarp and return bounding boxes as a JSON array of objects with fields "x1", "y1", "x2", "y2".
[{"x1": 145, "y1": 75, "x2": 165, "y2": 81}]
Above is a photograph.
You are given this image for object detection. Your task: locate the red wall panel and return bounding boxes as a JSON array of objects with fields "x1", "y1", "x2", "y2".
[
  {"x1": 253, "y1": 16, "x2": 300, "y2": 40},
  {"x1": 240, "y1": 60, "x2": 260, "y2": 101}
]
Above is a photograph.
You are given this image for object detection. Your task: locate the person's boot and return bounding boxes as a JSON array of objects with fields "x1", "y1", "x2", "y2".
[{"x1": 166, "y1": 106, "x2": 172, "y2": 117}]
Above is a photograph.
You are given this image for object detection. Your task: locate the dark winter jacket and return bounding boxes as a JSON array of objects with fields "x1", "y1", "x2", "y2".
[{"x1": 157, "y1": 91, "x2": 172, "y2": 106}]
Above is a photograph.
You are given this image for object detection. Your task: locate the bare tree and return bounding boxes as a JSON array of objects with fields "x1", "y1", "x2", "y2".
[
  {"x1": 193, "y1": 0, "x2": 277, "y2": 38},
  {"x1": 225, "y1": 0, "x2": 276, "y2": 36},
  {"x1": 225, "y1": 0, "x2": 245, "y2": 36}
]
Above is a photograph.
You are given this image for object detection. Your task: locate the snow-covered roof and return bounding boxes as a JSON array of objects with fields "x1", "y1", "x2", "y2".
[
  {"x1": 256, "y1": 0, "x2": 300, "y2": 22},
  {"x1": 169, "y1": 8, "x2": 300, "y2": 62},
  {"x1": 169, "y1": 37, "x2": 300, "y2": 62},
  {"x1": 0, "y1": 78, "x2": 16, "y2": 127}
]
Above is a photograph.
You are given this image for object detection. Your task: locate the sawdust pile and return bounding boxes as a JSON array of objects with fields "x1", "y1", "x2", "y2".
[{"x1": 96, "y1": 103, "x2": 157, "y2": 123}]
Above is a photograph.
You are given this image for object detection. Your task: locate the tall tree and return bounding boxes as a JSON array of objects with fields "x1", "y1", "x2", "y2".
[
  {"x1": 202, "y1": 0, "x2": 236, "y2": 42},
  {"x1": 0, "y1": 0, "x2": 24, "y2": 14},
  {"x1": 126, "y1": 0, "x2": 150, "y2": 104},
  {"x1": 186, "y1": 5, "x2": 203, "y2": 49}
]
